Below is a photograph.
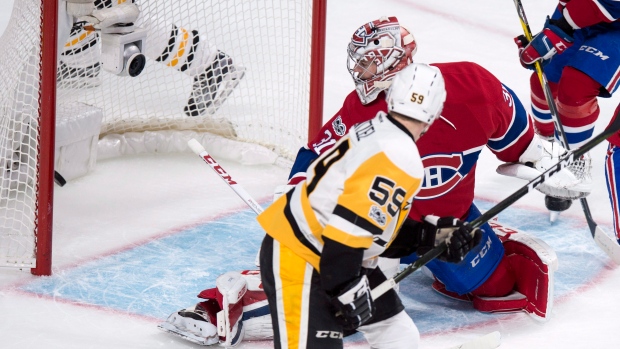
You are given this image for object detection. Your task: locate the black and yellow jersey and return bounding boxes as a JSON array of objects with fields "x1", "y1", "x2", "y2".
[{"x1": 257, "y1": 112, "x2": 424, "y2": 271}]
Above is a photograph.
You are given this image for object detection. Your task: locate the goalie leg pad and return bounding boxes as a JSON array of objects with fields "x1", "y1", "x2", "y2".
[
  {"x1": 198, "y1": 270, "x2": 272, "y2": 345},
  {"x1": 475, "y1": 222, "x2": 558, "y2": 321}
]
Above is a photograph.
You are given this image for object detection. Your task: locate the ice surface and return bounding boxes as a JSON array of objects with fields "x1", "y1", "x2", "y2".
[{"x1": 1, "y1": 1, "x2": 619, "y2": 348}]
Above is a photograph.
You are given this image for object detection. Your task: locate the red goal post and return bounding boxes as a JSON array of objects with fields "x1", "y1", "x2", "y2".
[{"x1": 0, "y1": 0, "x2": 326, "y2": 276}]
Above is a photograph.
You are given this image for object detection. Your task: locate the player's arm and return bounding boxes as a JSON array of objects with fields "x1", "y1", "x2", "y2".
[
  {"x1": 516, "y1": 0, "x2": 620, "y2": 68},
  {"x1": 485, "y1": 83, "x2": 534, "y2": 163},
  {"x1": 381, "y1": 217, "x2": 482, "y2": 263},
  {"x1": 562, "y1": 0, "x2": 620, "y2": 28},
  {"x1": 282, "y1": 99, "x2": 359, "y2": 201}
]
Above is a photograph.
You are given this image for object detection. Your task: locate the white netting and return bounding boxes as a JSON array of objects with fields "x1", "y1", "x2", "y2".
[{"x1": 0, "y1": 0, "x2": 315, "y2": 270}]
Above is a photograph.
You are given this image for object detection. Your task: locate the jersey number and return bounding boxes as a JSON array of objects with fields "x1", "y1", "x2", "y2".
[
  {"x1": 306, "y1": 139, "x2": 350, "y2": 194},
  {"x1": 410, "y1": 93, "x2": 425, "y2": 104},
  {"x1": 368, "y1": 176, "x2": 405, "y2": 217}
]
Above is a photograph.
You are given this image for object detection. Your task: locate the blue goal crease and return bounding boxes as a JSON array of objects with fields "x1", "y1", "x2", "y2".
[{"x1": 18, "y1": 199, "x2": 610, "y2": 334}]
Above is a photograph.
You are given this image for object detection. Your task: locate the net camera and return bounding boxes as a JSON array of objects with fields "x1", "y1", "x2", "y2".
[{"x1": 101, "y1": 27, "x2": 147, "y2": 77}]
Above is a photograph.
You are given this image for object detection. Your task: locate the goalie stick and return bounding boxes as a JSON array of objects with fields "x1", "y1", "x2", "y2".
[
  {"x1": 188, "y1": 138, "x2": 263, "y2": 215},
  {"x1": 511, "y1": 0, "x2": 620, "y2": 264},
  {"x1": 371, "y1": 113, "x2": 620, "y2": 301}
]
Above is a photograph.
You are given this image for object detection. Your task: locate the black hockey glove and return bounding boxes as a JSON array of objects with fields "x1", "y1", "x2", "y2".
[
  {"x1": 329, "y1": 275, "x2": 374, "y2": 331},
  {"x1": 417, "y1": 215, "x2": 482, "y2": 263}
]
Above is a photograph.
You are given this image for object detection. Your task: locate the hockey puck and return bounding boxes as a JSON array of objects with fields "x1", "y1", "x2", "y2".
[{"x1": 544, "y1": 195, "x2": 572, "y2": 212}]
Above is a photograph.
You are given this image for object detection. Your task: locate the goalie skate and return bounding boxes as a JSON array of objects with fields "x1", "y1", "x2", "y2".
[
  {"x1": 184, "y1": 51, "x2": 246, "y2": 117},
  {"x1": 157, "y1": 303, "x2": 219, "y2": 346}
]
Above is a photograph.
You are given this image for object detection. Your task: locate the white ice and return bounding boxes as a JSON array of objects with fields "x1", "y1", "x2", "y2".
[{"x1": 1, "y1": 0, "x2": 619, "y2": 348}]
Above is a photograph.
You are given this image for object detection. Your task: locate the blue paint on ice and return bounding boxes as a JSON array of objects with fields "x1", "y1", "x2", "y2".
[{"x1": 20, "y1": 199, "x2": 611, "y2": 336}]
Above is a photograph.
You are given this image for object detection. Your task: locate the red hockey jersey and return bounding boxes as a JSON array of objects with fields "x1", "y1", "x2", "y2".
[{"x1": 307, "y1": 61, "x2": 534, "y2": 220}]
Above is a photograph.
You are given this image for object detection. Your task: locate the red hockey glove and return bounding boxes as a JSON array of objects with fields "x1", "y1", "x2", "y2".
[
  {"x1": 514, "y1": 35, "x2": 537, "y2": 71},
  {"x1": 519, "y1": 17, "x2": 574, "y2": 68}
]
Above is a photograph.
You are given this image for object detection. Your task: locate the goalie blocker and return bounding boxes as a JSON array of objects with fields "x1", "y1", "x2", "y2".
[{"x1": 159, "y1": 222, "x2": 556, "y2": 346}]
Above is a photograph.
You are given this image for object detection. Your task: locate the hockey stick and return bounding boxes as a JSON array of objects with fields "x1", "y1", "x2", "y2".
[
  {"x1": 511, "y1": 0, "x2": 620, "y2": 264},
  {"x1": 188, "y1": 138, "x2": 263, "y2": 215},
  {"x1": 371, "y1": 114, "x2": 620, "y2": 300}
]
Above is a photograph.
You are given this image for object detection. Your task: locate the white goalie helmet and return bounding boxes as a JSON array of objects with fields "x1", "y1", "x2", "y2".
[
  {"x1": 386, "y1": 63, "x2": 446, "y2": 126},
  {"x1": 347, "y1": 16, "x2": 417, "y2": 105}
]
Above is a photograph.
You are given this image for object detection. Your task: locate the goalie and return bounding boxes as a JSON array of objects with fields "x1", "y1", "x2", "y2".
[{"x1": 285, "y1": 15, "x2": 562, "y2": 323}]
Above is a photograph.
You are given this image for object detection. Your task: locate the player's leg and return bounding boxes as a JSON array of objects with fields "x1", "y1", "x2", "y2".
[
  {"x1": 605, "y1": 105, "x2": 620, "y2": 243},
  {"x1": 554, "y1": 32, "x2": 620, "y2": 182},
  {"x1": 529, "y1": 71, "x2": 558, "y2": 139},
  {"x1": 259, "y1": 236, "x2": 343, "y2": 349}
]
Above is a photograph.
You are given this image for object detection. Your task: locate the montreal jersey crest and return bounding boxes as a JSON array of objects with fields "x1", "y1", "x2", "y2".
[{"x1": 416, "y1": 150, "x2": 480, "y2": 199}]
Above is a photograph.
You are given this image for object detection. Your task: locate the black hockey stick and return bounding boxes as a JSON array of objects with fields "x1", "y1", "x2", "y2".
[
  {"x1": 511, "y1": 0, "x2": 620, "y2": 264},
  {"x1": 371, "y1": 114, "x2": 620, "y2": 299}
]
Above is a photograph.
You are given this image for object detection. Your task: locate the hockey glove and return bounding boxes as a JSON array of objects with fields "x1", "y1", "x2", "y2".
[
  {"x1": 330, "y1": 275, "x2": 374, "y2": 331},
  {"x1": 514, "y1": 35, "x2": 538, "y2": 71},
  {"x1": 519, "y1": 17, "x2": 574, "y2": 68},
  {"x1": 417, "y1": 215, "x2": 482, "y2": 263}
]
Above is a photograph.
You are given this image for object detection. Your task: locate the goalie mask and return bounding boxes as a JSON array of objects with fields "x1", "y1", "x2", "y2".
[{"x1": 347, "y1": 16, "x2": 417, "y2": 105}]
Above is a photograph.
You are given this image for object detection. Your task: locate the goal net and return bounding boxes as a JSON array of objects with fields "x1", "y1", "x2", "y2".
[{"x1": 0, "y1": 0, "x2": 325, "y2": 274}]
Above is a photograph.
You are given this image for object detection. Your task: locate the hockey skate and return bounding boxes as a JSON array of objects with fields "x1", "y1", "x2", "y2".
[
  {"x1": 57, "y1": 61, "x2": 102, "y2": 89},
  {"x1": 158, "y1": 302, "x2": 220, "y2": 346},
  {"x1": 184, "y1": 51, "x2": 246, "y2": 117}
]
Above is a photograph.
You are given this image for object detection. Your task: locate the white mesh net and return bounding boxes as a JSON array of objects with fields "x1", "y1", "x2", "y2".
[{"x1": 0, "y1": 0, "x2": 316, "y2": 270}]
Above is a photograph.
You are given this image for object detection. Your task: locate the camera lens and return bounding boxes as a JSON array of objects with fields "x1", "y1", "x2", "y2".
[
  {"x1": 127, "y1": 54, "x2": 146, "y2": 77},
  {"x1": 123, "y1": 43, "x2": 146, "y2": 77}
]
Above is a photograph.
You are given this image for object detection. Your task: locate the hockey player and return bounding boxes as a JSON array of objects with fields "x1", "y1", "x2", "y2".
[
  {"x1": 514, "y1": 0, "x2": 620, "y2": 241},
  {"x1": 159, "y1": 63, "x2": 482, "y2": 348},
  {"x1": 287, "y1": 16, "x2": 559, "y2": 322},
  {"x1": 59, "y1": 0, "x2": 244, "y2": 116},
  {"x1": 157, "y1": 17, "x2": 560, "y2": 347},
  {"x1": 257, "y1": 63, "x2": 481, "y2": 349}
]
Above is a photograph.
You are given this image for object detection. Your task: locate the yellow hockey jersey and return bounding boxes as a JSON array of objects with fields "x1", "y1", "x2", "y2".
[{"x1": 257, "y1": 112, "x2": 424, "y2": 271}]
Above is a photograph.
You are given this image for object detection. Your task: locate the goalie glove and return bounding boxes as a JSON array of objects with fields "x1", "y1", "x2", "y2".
[
  {"x1": 417, "y1": 215, "x2": 482, "y2": 263},
  {"x1": 497, "y1": 136, "x2": 593, "y2": 199},
  {"x1": 330, "y1": 275, "x2": 374, "y2": 331}
]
